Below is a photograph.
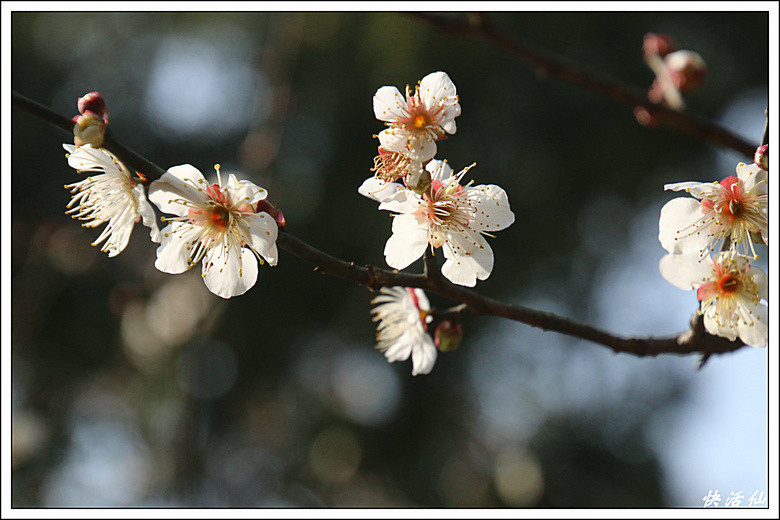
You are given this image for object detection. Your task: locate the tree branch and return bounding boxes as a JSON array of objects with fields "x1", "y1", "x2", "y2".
[
  {"x1": 11, "y1": 91, "x2": 166, "y2": 180},
  {"x1": 12, "y1": 90, "x2": 749, "y2": 359},
  {"x1": 409, "y1": 12, "x2": 758, "y2": 158}
]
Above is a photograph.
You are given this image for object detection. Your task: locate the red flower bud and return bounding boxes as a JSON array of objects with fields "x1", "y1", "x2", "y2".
[
  {"x1": 255, "y1": 199, "x2": 286, "y2": 229},
  {"x1": 754, "y1": 144, "x2": 768, "y2": 171},
  {"x1": 78, "y1": 92, "x2": 108, "y2": 122}
]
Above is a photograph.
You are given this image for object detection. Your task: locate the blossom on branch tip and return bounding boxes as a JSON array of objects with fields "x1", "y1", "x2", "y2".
[
  {"x1": 659, "y1": 162, "x2": 768, "y2": 259},
  {"x1": 63, "y1": 143, "x2": 161, "y2": 257},
  {"x1": 148, "y1": 164, "x2": 278, "y2": 299},
  {"x1": 371, "y1": 287, "x2": 437, "y2": 375},
  {"x1": 659, "y1": 252, "x2": 767, "y2": 347},
  {"x1": 373, "y1": 71, "x2": 461, "y2": 162},
  {"x1": 359, "y1": 159, "x2": 515, "y2": 287}
]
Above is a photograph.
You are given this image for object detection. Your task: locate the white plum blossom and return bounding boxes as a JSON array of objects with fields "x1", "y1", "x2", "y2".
[
  {"x1": 373, "y1": 71, "x2": 461, "y2": 162},
  {"x1": 148, "y1": 164, "x2": 278, "y2": 299},
  {"x1": 659, "y1": 162, "x2": 768, "y2": 259},
  {"x1": 659, "y1": 252, "x2": 767, "y2": 347},
  {"x1": 360, "y1": 159, "x2": 515, "y2": 287},
  {"x1": 371, "y1": 286, "x2": 437, "y2": 375},
  {"x1": 63, "y1": 143, "x2": 161, "y2": 257}
]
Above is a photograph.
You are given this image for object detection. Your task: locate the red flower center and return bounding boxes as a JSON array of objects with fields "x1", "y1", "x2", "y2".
[
  {"x1": 715, "y1": 176, "x2": 744, "y2": 219},
  {"x1": 717, "y1": 273, "x2": 740, "y2": 294}
]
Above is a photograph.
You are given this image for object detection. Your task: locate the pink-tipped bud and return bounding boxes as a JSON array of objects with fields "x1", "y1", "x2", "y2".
[
  {"x1": 72, "y1": 111, "x2": 106, "y2": 147},
  {"x1": 434, "y1": 320, "x2": 463, "y2": 352},
  {"x1": 643, "y1": 33, "x2": 677, "y2": 59},
  {"x1": 754, "y1": 144, "x2": 768, "y2": 171},
  {"x1": 664, "y1": 50, "x2": 707, "y2": 95},
  {"x1": 255, "y1": 199, "x2": 286, "y2": 229},
  {"x1": 78, "y1": 92, "x2": 108, "y2": 122}
]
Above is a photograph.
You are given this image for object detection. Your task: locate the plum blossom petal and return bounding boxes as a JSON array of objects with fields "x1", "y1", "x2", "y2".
[
  {"x1": 664, "y1": 181, "x2": 702, "y2": 192},
  {"x1": 384, "y1": 214, "x2": 429, "y2": 270},
  {"x1": 373, "y1": 86, "x2": 407, "y2": 122},
  {"x1": 359, "y1": 177, "x2": 405, "y2": 203},
  {"x1": 147, "y1": 164, "x2": 209, "y2": 216},
  {"x1": 203, "y1": 242, "x2": 259, "y2": 299},
  {"x1": 658, "y1": 252, "x2": 712, "y2": 290},
  {"x1": 658, "y1": 197, "x2": 710, "y2": 255},
  {"x1": 376, "y1": 128, "x2": 409, "y2": 154},
  {"x1": 440, "y1": 227, "x2": 493, "y2": 287},
  {"x1": 154, "y1": 222, "x2": 200, "y2": 274},
  {"x1": 243, "y1": 212, "x2": 279, "y2": 267}
]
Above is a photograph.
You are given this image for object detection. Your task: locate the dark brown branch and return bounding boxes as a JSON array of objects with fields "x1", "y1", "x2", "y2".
[
  {"x1": 280, "y1": 231, "x2": 746, "y2": 358},
  {"x1": 11, "y1": 91, "x2": 166, "y2": 181},
  {"x1": 276, "y1": 231, "x2": 427, "y2": 291},
  {"x1": 410, "y1": 12, "x2": 758, "y2": 158},
  {"x1": 12, "y1": 90, "x2": 749, "y2": 359}
]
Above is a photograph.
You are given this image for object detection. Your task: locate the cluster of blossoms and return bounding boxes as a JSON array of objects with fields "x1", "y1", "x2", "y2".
[
  {"x1": 62, "y1": 82, "x2": 481, "y2": 374},
  {"x1": 62, "y1": 93, "x2": 281, "y2": 299},
  {"x1": 360, "y1": 71, "x2": 515, "y2": 287},
  {"x1": 363, "y1": 72, "x2": 514, "y2": 374},
  {"x1": 635, "y1": 33, "x2": 707, "y2": 127},
  {"x1": 658, "y1": 145, "x2": 769, "y2": 347}
]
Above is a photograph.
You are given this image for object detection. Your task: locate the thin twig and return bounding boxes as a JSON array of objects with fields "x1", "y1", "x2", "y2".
[
  {"x1": 409, "y1": 12, "x2": 759, "y2": 158},
  {"x1": 12, "y1": 90, "x2": 749, "y2": 359},
  {"x1": 761, "y1": 108, "x2": 769, "y2": 146}
]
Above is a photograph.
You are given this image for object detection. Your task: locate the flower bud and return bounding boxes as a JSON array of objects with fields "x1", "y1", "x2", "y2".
[
  {"x1": 78, "y1": 91, "x2": 108, "y2": 122},
  {"x1": 664, "y1": 50, "x2": 706, "y2": 95},
  {"x1": 255, "y1": 199, "x2": 286, "y2": 229},
  {"x1": 754, "y1": 144, "x2": 768, "y2": 171},
  {"x1": 643, "y1": 33, "x2": 676, "y2": 59},
  {"x1": 72, "y1": 111, "x2": 106, "y2": 147},
  {"x1": 405, "y1": 162, "x2": 431, "y2": 195},
  {"x1": 434, "y1": 319, "x2": 462, "y2": 352}
]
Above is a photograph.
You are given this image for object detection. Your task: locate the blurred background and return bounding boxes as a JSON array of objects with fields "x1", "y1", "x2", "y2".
[{"x1": 9, "y1": 10, "x2": 769, "y2": 508}]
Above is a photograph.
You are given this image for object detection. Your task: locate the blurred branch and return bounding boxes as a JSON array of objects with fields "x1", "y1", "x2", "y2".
[
  {"x1": 12, "y1": 90, "x2": 749, "y2": 360},
  {"x1": 409, "y1": 12, "x2": 759, "y2": 157}
]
